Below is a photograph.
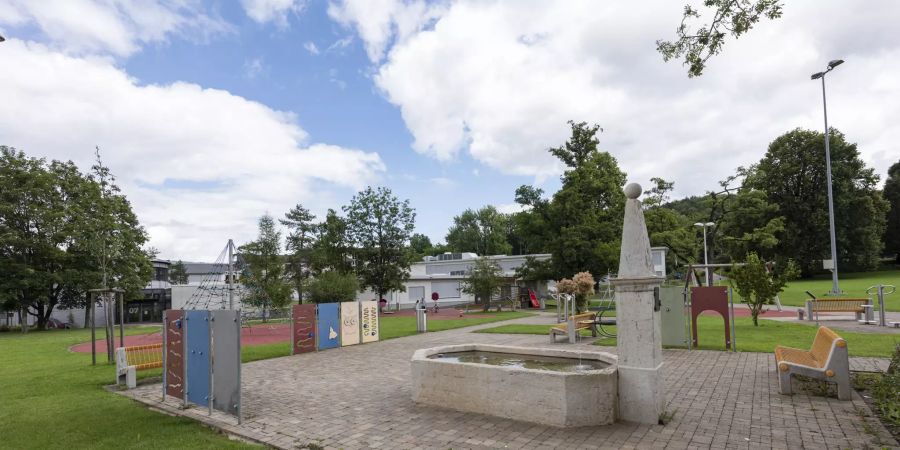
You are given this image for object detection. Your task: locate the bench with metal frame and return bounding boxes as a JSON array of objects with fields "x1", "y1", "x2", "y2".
[
  {"x1": 805, "y1": 297, "x2": 870, "y2": 322},
  {"x1": 550, "y1": 312, "x2": 597, "y2": 343}
]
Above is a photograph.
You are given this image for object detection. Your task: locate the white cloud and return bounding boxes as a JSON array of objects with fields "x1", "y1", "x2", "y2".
[
  {"x1": 0, "y1": 40, "x2": 385, "y2": 260},
  {"x1": 303, "y1": 41, "x2": 319, "y2": 55},
  {"x1": 0, "y1": 0, "x2": 233, "y2": 57},
  {"x1": 331, "y1": 0, "x2": 900, "y2": 194},
  {"x1": 325, "y1": 35, "x2": 354, "y2": 54},
  {"x1": 240, "y1": 0, "x2": 306, "y2": 28}
]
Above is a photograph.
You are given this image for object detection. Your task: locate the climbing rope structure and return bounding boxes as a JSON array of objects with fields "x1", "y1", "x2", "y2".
[{"x1": 182, "y1": 239, "x2": 240, "y2": 310}]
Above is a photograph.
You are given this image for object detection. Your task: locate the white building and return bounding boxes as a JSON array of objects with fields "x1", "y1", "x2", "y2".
[{"x1": 356, "y1": 252, "x2": 554, "y2": 309}]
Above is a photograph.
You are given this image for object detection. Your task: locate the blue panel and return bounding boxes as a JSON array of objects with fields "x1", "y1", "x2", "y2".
[
  {"x1": 186, "y1": 310, "x2": 210, "y2": 407},
  {"x1": 317, "y1": 303, "x2": 340, "y2": 350}
]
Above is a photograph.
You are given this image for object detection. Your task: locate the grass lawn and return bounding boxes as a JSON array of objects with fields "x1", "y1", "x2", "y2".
[
  {"x1": 720, "y1": 269, "x2": 900, "y2": 311},
  {"x1": 0, "y1": 309, "x2": 532, "y2": 449},
  {"x1": 475, "y1": 316, "x2": 900, "y2": 358},
  {"x1": 0, "y1": 326, "x2": 257, "y2": 449}
]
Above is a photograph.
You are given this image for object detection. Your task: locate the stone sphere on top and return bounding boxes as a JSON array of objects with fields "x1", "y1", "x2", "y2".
[{"x1": 624, "y1": 183, "x2": 642, "y2": 199}]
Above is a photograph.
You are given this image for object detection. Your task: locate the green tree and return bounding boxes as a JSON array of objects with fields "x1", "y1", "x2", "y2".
[
  {"x1": 344, "y1": 186, "x2": 416, "y2": 300},
  {"x1": 460, "y1": 257, "x2": 504, "y2": 311},
  {"x1": 408, "y1": 233, "x2": 434, "y2": 262},
  {"x1": 0, "y1": 146, "x2": 151, "y2": 330},
  {"x1": 729, "y1": 252, "x2": 798, "y2": 326},
  {"x1": 280, "y1": 204, "x2": 317, "y2": 303},
  {"x1": 307, "y1": 271, "x2": 359, "y2": 303},
  {"x1": 883, "y1": 160, "x2": 900, "y2": 263},
  {"x1": 309, "y1": 209, "x2": 353, "y2": 274},
  {"x1": 642, "y1": 178, "x2": 700, "y2": 271},
  {"x1": 168, "y1": 260, "x2": 189, "y2": 284},
  {"x1": 745, "y1": 128, "x2": 888, "y2": 275},
  {"x1": 239, "y1": 214, "x2": 292, "y2": 320},
  {"x1": 446, "y1": 206, "x2": 512, "y2": 255},
  {"x1": 509, "y1": 185, "x2": 552, "y2": 255},
  {"x1": 545, "y1": 121, "x2": 627, "y2": 280},
  {"x1": 658, "y1": 0, "x2": 783, "y2": 77}
]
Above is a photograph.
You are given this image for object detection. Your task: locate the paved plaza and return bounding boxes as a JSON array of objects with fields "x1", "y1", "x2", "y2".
[{"x1": 122, "y1": 314, "x2": 897, "y2": 449}]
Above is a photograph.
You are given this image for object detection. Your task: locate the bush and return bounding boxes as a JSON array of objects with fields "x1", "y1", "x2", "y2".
[
  {"x1": 872, "y1": 344, "x2": 900, "y2": 427},
  {"x1": 307, "y1": 271, "x2": 359, "y2": 303}
]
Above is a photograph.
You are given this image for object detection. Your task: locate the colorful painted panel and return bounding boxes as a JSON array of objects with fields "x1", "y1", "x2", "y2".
[
  {"x1": 316, "y1": 302, "x2": 340, "y2": 350},
  {"x1": 164, "y1": 309, "x2": 185, "y2": 400},
  {"x1": 185, "y1": 310, "x2": 211, "y2": 407},
  {"x1": 690, "y1": 286, "x2": 731, "y2": 349},
  {"x1": 211, "y1": 310, "x2": 240, "y2": 417},
  {"x1": 291, "y1": 304, "x2": 316, "y2": 354},
  {"x1": 340, "y1": 302, "x2": 360, "y2": 346},
  {"x1": 360, "y1": 300, "x2": 379, "y2": 343}
]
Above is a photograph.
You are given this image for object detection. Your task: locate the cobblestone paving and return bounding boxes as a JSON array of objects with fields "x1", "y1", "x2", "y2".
[{"x1": 122, "y1": 316, "x2": 897, "y2": 449}]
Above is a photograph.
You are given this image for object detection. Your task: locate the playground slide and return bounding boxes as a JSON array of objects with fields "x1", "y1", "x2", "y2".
[{"x1": 529, "y1": 289, "x2": 540, "y2": 308}]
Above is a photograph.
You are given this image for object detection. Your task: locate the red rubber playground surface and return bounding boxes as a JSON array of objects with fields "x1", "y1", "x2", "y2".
[{"x1": 69, "y1": 323, "x2": 293, "y2": 354}]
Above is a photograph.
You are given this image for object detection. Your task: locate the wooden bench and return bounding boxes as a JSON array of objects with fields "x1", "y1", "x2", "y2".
[
  {"x1": 774, "y1": 326, "x2": 851, "y2": 400},
  {"x1": 805, "y1": 298, "x2": 870, "y2": 322},
  {"x1": 550, "y1": 312, "x2": 596, "y2": 343},
  {"x1": 115, "y1": 343, "x2": 163, "y2": 389}
]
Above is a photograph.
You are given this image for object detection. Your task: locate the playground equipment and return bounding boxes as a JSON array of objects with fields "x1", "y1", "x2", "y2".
[
  {"x1": 865, "y1": 284, "x2": 896, "y2": 327},
  {"x1": 163, "y1": 309, "x2": 242, "y2": 422},
  {"x1": 682, "y1": 264, "x2": 736, "y2": 352},
  {"x1": 89, "y1": 288, "x2": 125, "y2": 365},
  {"x1": 290, "y1": 300, "x2": 380, "y2": 354},
  {"x1": 183, "y1": 240, "x2": 239, "y2": 311}
]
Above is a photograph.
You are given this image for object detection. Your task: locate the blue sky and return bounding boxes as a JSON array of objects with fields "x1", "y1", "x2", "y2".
[{"x1": 1, "y1": 1, "x2": 898, "y2": 260}]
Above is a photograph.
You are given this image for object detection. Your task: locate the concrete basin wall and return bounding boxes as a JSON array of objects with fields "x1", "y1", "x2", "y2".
[{"x1": 411, "y1": 344, "x2": 617, "y2": 427}]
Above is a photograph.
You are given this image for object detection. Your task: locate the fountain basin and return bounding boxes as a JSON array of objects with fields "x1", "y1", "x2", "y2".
[{"x1": 411, "y1": 344, "x2": 617, "y2": 427}]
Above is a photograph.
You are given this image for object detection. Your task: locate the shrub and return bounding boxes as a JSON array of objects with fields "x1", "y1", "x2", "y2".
[
  {"x1": 307, "y1": 271, "x2": 359, "y2": 303},
  {"x1": 872, "y1": 344, "x2": 900, "y2": 427}
]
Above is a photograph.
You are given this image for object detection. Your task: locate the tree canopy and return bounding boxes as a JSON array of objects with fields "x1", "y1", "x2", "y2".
[
  {"x1": 239, "y1": 214, "x2": 292, "y2": 317},
  {"x1": 446, "y1": 205, "x2": 512, "y2": 256},
  {"x1": 883, "y1": 160, "x2": 900, "y2": 263},
  {"x1": 344, "y1": 186, "x2": 416, "y2": 300},
  {"x1": 280, "y1": 204, "x2": 316, "y2": 303}
]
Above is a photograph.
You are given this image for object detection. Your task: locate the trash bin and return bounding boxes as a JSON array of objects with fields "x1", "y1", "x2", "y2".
[
  {"x1": 797, "y1": 309, "x2": 804, "y2": 320},
  {"x1": 416, "y1": 307, "x2": 427, "y2": 333}
]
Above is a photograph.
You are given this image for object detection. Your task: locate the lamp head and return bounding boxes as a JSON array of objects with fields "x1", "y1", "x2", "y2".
[
  {"x1": 811, "y1": 72, "x2": 824, "y2": 80},
  {"x1": 693, "y1": 222, "x2": 704, "y2": 227},
  {"x1": 705, "y1": 222, "x2": 715, "y2": 227},
  {"x1": 828, "y1": 59, "x2": 844, "y2": 69}
]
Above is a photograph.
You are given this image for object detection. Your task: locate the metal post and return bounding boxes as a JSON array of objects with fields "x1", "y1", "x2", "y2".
[
  {"x1": 235, "y1": 312, "x2": 242, "y2": 424},
  {"x1": 208, "y1": 314, "x2": 213, "y2": 417},
  {"x1": 106, "y1": 294, "x2": 115, "y2": 362},
  {"x1": 91, "y1": 292, "x2": 97, "y2": 365},
  {"x1": 702, "y1": 227, "x2": 709, "y2": 285},
  {"x1": 162, "y1": 310, "x2": 167, "y2": 402},
  {"x1": 820, "y1": 75, "x2": 841, "y2": 295},
  {"x1": 729, "y1": 287, "x2": 736, "y2": 352},
  {"x1": 118, "y1": 292, "x2": 124, "y2": 348},
  {"x1": 227, "y1": 239, "x2": 235, "y2": 310}
]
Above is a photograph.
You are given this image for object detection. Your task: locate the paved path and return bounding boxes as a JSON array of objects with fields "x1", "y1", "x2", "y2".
[{"x1": 121, "y1": 315, "x2": 897, "y2": 449}]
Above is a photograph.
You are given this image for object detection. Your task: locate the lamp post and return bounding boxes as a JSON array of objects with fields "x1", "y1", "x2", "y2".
[
  {"x1": 694, "y1": 222, "x2": 715, "y2": 285},
  {"x1": 811, "y1": 59, "x2": 844, "y2": 295}
]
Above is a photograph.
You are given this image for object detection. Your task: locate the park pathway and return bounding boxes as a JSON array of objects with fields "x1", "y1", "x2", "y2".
[{"x1": 121, "y1": 314, "x2": 897, "y2": 449}]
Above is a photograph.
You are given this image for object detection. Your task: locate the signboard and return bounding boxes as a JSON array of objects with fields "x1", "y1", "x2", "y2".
[
  {"x1": 340, "y1": 302, "x2": 360, "y2": 346},
  {"x1": 361, "y1": 300, "x2": 379, "y2": 343},
  {"x1": 185, "y1": 310, "x2": 210, "y2": 407},
  {"x1": 164, "y1": 310, "x2": 185, "y2": 400},
  {"x1": 316, "y1": 302, "x2": 340, "y2": 350},
  {"x1": 211, "y1": 310, "x2": 240, "y2": 416},
  {"x1": 291, "y1": 304, "x2": 317, "y2": 354}
]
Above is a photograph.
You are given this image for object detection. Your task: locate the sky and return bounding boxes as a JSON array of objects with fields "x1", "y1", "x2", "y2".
[{"x1": 1, "y1": 0, "x2": 898, "y2": 261}]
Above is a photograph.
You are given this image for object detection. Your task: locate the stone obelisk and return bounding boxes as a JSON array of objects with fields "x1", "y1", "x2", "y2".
[{"x1": 611, "y1": 183, "x2": 665, "y2": 424}]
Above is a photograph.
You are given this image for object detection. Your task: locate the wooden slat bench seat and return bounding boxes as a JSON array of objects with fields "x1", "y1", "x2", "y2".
[
  {"x1": 805, "y1": 298, "x2": 869, "y2": 321},
  {"x1": 115, "y1": 343, "x2": 163, "y2": 389},
  {"x1": 550, "y1": 312, "x2": 596, "y2": 343},
  {"x1": 774, "y1": 326, "x2": 851, "y2": 400}
]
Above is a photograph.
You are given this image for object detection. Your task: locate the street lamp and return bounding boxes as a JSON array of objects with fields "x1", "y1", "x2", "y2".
[
  {"x1": 811, "y1": 59, "x2": 844, "y2": 295},
  {"x1": 694, "y1": 222, "x2": 715, "y2": 285}
]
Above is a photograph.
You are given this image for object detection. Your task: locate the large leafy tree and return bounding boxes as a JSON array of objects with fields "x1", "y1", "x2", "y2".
[
  {"x1": 344, "y1": 186, "x2": 416, "y2": 300},
  {"x1": 0, "y1": 146, "x2": 151, "y2": 330},
  {"x1": 545, "y1": 121, "x2": 627, "y2": 279},
  {"x1": 509, "y1": 185, "x2": 552, "y2": 255},
  {"x1": 658, "y1": 0, "x2": 783, "y2": 77},
  {"x1": 280, "y1": 204, "x2": 316, "y2": 303},
  {"x1": 239, "y1": 214, "x2": 292, "y2": 319},
  {"x1": 309, "y1": 209, "x2": 353, "y2": 275},
  {"x1": 745, "y1": 128, "x2": 888, "y2": 275},
  {"x1": 884, "y1": 160, "x2": 900, "y2": 264},
  {"x1": 460, "y1": 257, "x2": 504, "y2": 311},
  {"x1": 642, "y1": 178, "x2": 701, "y2": 269},
  {"x1": 446, "y1": 206, "x2": 512, "y2": 255}
]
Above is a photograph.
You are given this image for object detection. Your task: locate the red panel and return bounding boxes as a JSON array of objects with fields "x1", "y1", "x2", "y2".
[
  {"x1": 292, "y1": 304, "x2": 316, "y2": 354},
  {"x1": 690, "y1": 286, "x2": 731, "y2": 349},
  {"x1": 164, "y1": 309, "x2": 185, "y2": 399}
]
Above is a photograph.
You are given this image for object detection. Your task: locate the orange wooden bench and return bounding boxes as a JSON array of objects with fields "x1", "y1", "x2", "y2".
[
  {"x1": 115, "y1": 343, "x2": 163, "y2": 389},
  {"x1": 774, "y1": 326, "x2": 850, "y2": 400}
]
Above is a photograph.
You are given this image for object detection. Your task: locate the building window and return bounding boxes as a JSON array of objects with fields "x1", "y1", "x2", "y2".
[{"x1": 432, "y1": 281, "x2": 461, "y2": 299}]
